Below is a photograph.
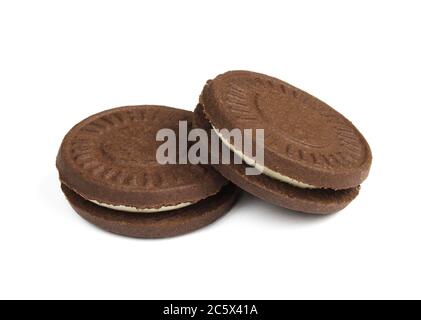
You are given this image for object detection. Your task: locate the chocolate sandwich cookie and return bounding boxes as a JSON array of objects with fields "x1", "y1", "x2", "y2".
[
  {"x1": 57, "y1": 105, "x2": 239, "y2": 238},
  {"x1": 194, "y1": 71, "x2": 372, "y2": 214}
]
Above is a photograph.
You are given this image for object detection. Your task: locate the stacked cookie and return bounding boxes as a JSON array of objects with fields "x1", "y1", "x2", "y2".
[
  {"x1": 57, "y1": 71, "x2": 372, "y2": 238},
  {"x1": 194, "y1": 71, "x2": 371, "y2": 214}
]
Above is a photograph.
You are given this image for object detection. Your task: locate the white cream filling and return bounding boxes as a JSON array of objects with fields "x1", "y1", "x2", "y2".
[
  {"x1": 89, "y1": 199, "x2": 193, "y2": 213},
  {"x1": 212, "y1": 125, "x2": 316, "y2": 189}
]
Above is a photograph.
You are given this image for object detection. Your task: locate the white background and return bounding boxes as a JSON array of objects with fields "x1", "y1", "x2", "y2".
[{"x1": 1, "y1": 0, "x2": 420, "y2": 300}]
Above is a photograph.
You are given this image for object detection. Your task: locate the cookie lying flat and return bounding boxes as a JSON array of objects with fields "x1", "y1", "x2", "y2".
[
  {"x1": 194, "y1": 71, "x2": 372, "y2": 214},
  {"x1": 57, "y1": 105, "x2": 239, "y2": 238}
]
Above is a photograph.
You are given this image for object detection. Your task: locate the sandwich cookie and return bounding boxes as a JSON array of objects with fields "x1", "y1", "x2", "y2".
[
  {"x1": 57, "y1": 105, "x2": 239, "y2": 238},
  {"x1": 194, "y1": 71, "x2": 372, "y2": 214}
]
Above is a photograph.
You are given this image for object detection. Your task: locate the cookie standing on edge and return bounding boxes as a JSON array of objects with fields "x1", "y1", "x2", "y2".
[
  {"x1": 194, "y1": 71, "x2": 372, "y2": 214},
  {"x1": 57, "y1": 105, "x2": 239, "y2": 238}
]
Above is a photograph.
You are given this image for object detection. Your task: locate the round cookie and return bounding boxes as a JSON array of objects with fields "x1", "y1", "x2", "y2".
[
  {"x1": 57, "y1": 105, "x2": 239, "y2": 238},
  {"x1": 200, "y1": 71, "x2": 372, "y2": 190},
  {"x1": 194, "y1": 70, "x2": 372, "y2": 214}
]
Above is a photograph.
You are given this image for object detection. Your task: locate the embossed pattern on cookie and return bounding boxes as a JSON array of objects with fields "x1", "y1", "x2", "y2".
[
  {"x1": 57, "y1": 105, "x2": 228, "y2": 209},
  {"x1": 200, "y1": 70, "x2": 372, "y2": 190}
]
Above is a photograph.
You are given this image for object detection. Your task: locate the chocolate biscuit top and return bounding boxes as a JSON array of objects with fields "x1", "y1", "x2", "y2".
[
  {"x1": 200, "y1": 71, "x2": 372, "y2": 189},
  {"x1": 57, "y1": 105, "x2": 226, "y2": 209}
]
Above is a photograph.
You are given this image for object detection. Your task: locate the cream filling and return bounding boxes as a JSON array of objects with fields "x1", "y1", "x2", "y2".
[
  {"x1": 89, "y1": 199, "x2": 193, "y2": 213},
  {"x1": 212, "y1": 125, "x2": 316, "y2": 189}
]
